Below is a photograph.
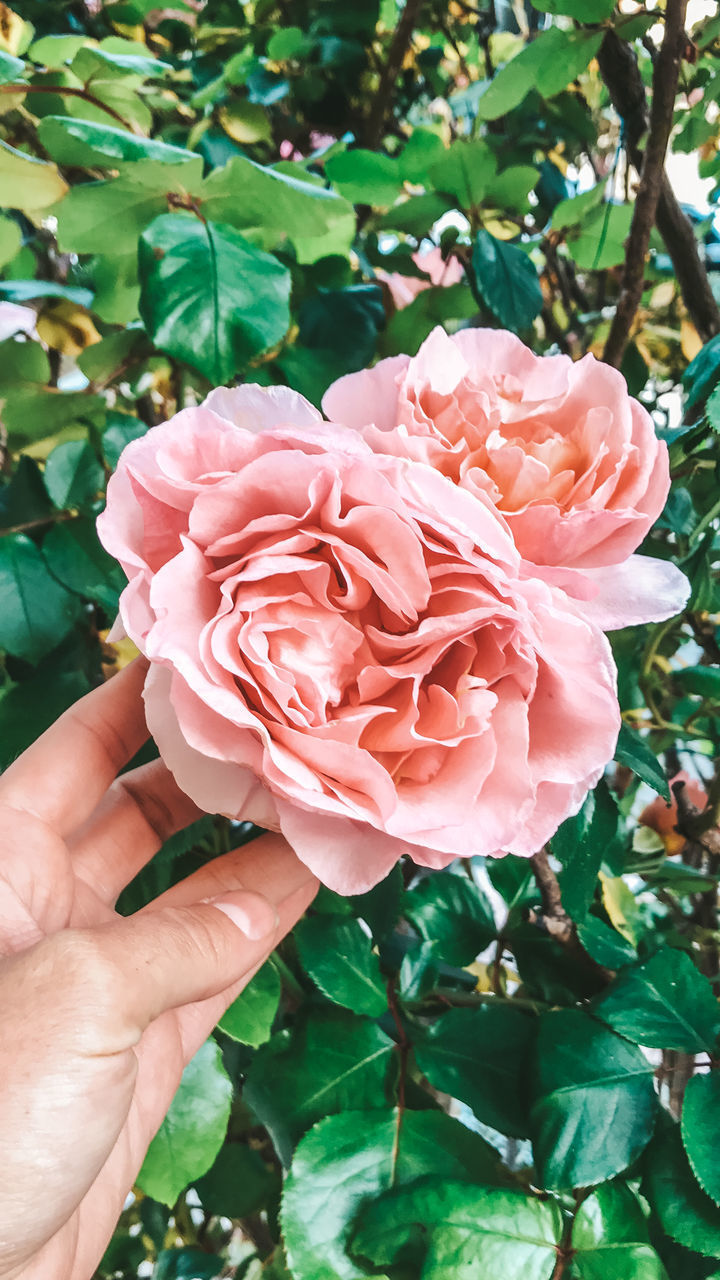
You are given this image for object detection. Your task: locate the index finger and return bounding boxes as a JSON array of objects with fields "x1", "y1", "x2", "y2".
[{"x1": 0, "y1": 658, "x2": 150, "y2": 836}]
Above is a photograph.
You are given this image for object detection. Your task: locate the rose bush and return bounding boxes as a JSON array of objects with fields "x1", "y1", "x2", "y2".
[{"x1": 99, "y1": 383, "x2": 622, "y2": 893}]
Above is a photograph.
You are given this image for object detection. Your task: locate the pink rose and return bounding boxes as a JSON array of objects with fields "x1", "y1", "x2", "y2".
[
  {"x1": 98, "y1": 385, "x2": 621, "y2": 893},
  {"x1": 323, "y1": 327, "x2": 689, "y2": 629},
  {"x1": 377, "y1": 247, "x2": 465, "y2": 311}
]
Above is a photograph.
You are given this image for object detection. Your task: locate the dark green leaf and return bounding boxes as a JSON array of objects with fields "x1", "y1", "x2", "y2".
[
  {"x1": 643, "y1": 1117, "x2": 720, "y2": 1258},
  {"x1": 139, "y1": 214, "x2": 291, "y2": 382},
  {"x1": 674, "y1": 666, "x2": 720, "y2": 699},
  {"x1": 136, "y1": 1039, "x2": 232, "y2": 1207},
  {"x1": 398, "y1": 938, "x2": 439, "y2": 1001},
  {"x1": 102, "y1": 412, "x2": 147, "y2": 469},
  {"x1": 44, "y1": 441, "x2": 104, "y2": 510},
  {"x1": 298, "y1": 284, "x2": 384, "y2": 372},
  {"x1": 352, "y1": 1180, "x2": 562, "y2": 1279},
  {"x1": 244, "y1": 1010, "x2": 395, "y2": 1164},
  {"x1": 531, "y1": 1010, "x2": 657, "y2": 1189},
  {"x1": 531, "y1": 0, "x2": 616, "y2": 18},
  {"x1": 577, "y1": 916, "x2": 638, "y2": 969},
  {"x1": 43, "y1": 517, "x2": 126, "y2": 614},
  {"x1": 349, "y1": 863, "x2": 404, "y2": 942},
  {"x1": 0, "y1": 667, "x2": 90, "y2": 768},
  {"x1": 572, "y1": 1181, "x2": 669, "y2": 1280},
  {"x1": 0, "y1": 456, "x2": 52, "y2": 532},
  {"x1": 682, "y1": 1073, "x2": 720, "y2": 1206},
  {"x1": 154, "y1": 1249, "x2": 223, "y2": 1280},
  {"x1": 282, "y1": 1109, "x2": 501, "y2": 1280},
  {"x1": 593, "y1": 949, "x2": 720, "y2": 1053},
  {"x1": 194, "y1": 1142, "x2": 278, "y2": 1219},
  {"x1": 615, "y1": 723, "x2": 670, "y2": 800},
  {"x1": 554, "y1": 780, "x2": 620, "y2": 921},
  {"x1": 405, "y1": 870, "x2": 495, "y2": 966},
  {"x1": 471, "y1": 229, "x2": 543, "y2": 333},
  {"x1": 0, "y1": 534, "x2": 80, "y2": 663},
  {"x1": 218, "y1": 960, "x2": 281, "y2": 1047},
  {"x1": 415, "y1": 1003, "x2": 535, "y2": 1137},
  {"x1": 683, "y1": 334, "x2": 720, "y2": 410},
  {"x1": 295, "y1": 915, "x2": 386, "y2": 1017}
]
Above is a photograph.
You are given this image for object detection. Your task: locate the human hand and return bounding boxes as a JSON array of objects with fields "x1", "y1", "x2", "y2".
[{"x1": 0, "y1": 659, "x2": 318, "y2": 1280}]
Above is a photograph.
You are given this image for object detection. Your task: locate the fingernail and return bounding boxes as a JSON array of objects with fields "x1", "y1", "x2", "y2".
[{"x1": 205, "y1": 891, "x2": 279, "y2": 941}]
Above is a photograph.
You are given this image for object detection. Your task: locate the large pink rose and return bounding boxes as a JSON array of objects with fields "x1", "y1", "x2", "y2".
[
  {"x1": 98, "y1": 385, "x2": 621, "y2": 894},
  {"x1": 323, "y1": 327, "x2": 688, "y2": 629}
]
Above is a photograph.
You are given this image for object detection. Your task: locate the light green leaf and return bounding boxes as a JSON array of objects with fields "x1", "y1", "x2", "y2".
[
  {"x1": 531, "y1": 1010, "x2": 657, "y2": 1189},
  {"x1": 37, "y1": 115, "x2": 200, "y2": 171},
  {"x1": 0, "y1": 50, "x2": 24, "y2": 84},
  {"x1": 71, "y1": 44, "x2": 171, "y2": 82},
  {"x1": 476, "y1": 27, "x2": 604, "y2": 122},
  {"x1": 567, "y1": 203, "x2": 634, "y2": 271},
  {"x1": 429, "y1": 139, "x2": 497, "y2": 208},
  {"x1": 0, "y1": 140, "x2": 68, "y2": 213},
  {"x1": 593, "y1": 949, "x2": 720, "y2": 1053},
  {"x1": 0, "y1": 215, "x2": 21, "y2": 268},
  {"x1": 550, "y1": 183, "x2": 605, "y2": 232},
  {"x1": 200, "y1": 154, "x2": 354, "y2": 246},
  {"x1": 471, "y1": 228, "x2": 543, "y2": 332},
  {"x1": 218, "y1": 960, "x2": 281, "y2": 1047},
  {"x1": 352, "y1": 1180, "x2": 562, "y2": 1280},
  {"x1": 136, "y1": 1039, "x2": 232, "y2": 1207},
  {"x1": 415, "y1": 1003, "x2": 535, "y2": 1137},
  {"x1": 325, "y1": 149, "x2": 403, "y2": 207},
  {"x1": 139, "y1": 213, "x2": 291, "y2": 382},
  {"x1": 282, "y1": 1109, "x2": 501, "y2": 1280},
  {"x1": 0, "y1": 534, "x2": 80, "y2": 663},
  {"x1": 52, "y1": 165, "x2": 200, "y2": 256},
  {"x1": 295, "y1": 915, "x2": 387, "y2": 1017}
]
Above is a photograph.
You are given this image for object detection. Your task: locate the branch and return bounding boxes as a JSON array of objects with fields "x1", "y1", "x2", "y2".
[
  {"x1": 597, "y1": 27, "x2": 720, "y2": 346},
  {"x1": 364, "y1": 0, "x2": 424, "y2": 149},
  {"x1": 0, "y1": 83, "x2": 139, "y2": 132},
  {"x1": 603, "y1": 0, "x2": 689, "y2": 367},
  {"x1": 529, "y1": 847, "x2": 574, "y2": 945}
]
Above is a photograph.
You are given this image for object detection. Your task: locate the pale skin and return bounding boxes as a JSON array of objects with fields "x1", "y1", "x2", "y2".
[{"x1": 0, "y1": 658, "x2": 318, "y2": 1280}]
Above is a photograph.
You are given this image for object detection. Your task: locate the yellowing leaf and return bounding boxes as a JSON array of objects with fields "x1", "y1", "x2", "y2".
[
  {"x1": 99, "y1": 632, "x2": 139, "y2": 672},
  {"x1": 599, "y1": 873, "x2": 640, "y2": 945},
  {"x1": 681, "y1": 318, "x2": 703, "y2": 362},
  {"x1": 0, "y1": 140, "x2": 68, "y2": 214},
  {"x1": 220, "y1": 102, "x2": 272, "y2": 144},
  {"x1": 36, "y1": 300, "x2": 102, "y2": 357},
  {"x1": 0, "y1": 3, "x2": 27, "y2": 55}
]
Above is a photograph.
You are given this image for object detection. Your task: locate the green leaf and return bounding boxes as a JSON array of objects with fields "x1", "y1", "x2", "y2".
[
  {"x1": 70, "y1": 44, "x2": 171, "y2": 82},
  {"x1": 382, "y1": 280, "x2": 476, "y2": 357},
  {"x1": 428, "y1": 139, "x2": 497, "y2": 208},
  {"x1": 399, "y1": 128, "x2": 446, "y2": 183},
  {"x1": 136, "y1": 1039, "x2": 232, "y2": 1207},
  {"x1": 350, "y1": 863, "x2": 404, "y2": 942},
  {"x1": 0, "y1": 139, "x2": 68, "y2": 213},
  {"x1": 0, "y1": 280, "x2": 93, "y2": 305},
  {"x1": 0, "y1": 455, "x2": 52, "y2": 531},
  {"x1": 43, "y1": 518, "x2": 126, "y2": 614},
  {"x1": 217, "y1": 960, "x2": 281, "y2": 1047},
  {"x1": 154, "y1": 1249, "x2": 223, "y2": 1279},
  {"x1": 244, "y1": 1010, "x2": 395, "y2": 1165},
  {"x1": 571, "y1": 1181, "x2": 670, "y2": 1280},
  {"x1": 139, "y1": 214, "x2": 291, "y2": 382},
  {"x1": 377, "y1": 191, "x2": 456, "y2": 235},
  {"x1": 476, "y1": 27, "x2": 604, "y2": 121},
  {"x1": 643, "y1": 1117, "x2": 720, "y2": 1258},
  {"x1": 415, "y1": 1003, "x2": 535, "y2": 1137},
  {"x1": 682, "y1": 1073, "x2": 720, "y2": 1207},
  {"x1": 530, "y1": 1010, "x2": 657, "y2": 1190},
  {"x1": 44, "y1": 441, "x2": 104, "y2": 510},
  {"x1": 295, "y1": 915, "x2": 386, "y2": 1017},
  {"x1": 200, "y1": 155, "x2": 354, "y2": 250},
  {"x1": 576, "y1": 916, "x2": 638, "y2": 969},
  {"x1": 268, "y1": 26, "x2": 309, "y2": 59},
  {"x1": 404, "y1": 869, "x2": 495, "y2": 966},
  {"x1": 553, "y1": 780, "x2": 620, "y2": 921},
  {"x1": 674, "y1": 666, "x2": 720, "y2": 699},
  {"x1": 282, "y1": 1109, "x2": 501, "y2": 1280},
  {"x1": 531, "y1": 0, "x2": 616, "y2": 17},
  {"x1": 684, "y1": 334, "x2": 720, "y2": 410},
  {"x1": 0, "y1": 214, "x2": 21, "y2": 267},
  {"x1": 194, "y1": 1142, "x2": 277, "y2": 1219},
  {"x1": 615, "y1": 723, "x2": 670, "y2": 800},
  {"x1": 593, "y1": 949, "x2": 720, "y2": 1053},
  {"x1": 0, "y1": 534, "x2": 81, "y2": 663},
  {"x1": 52, "y1": 165, "x2": 200, "y2": 256},
  {"x1": 28, "y1": 34, "x2": 90, "y2": 65},
  {"x1": 325, "y1": 149, "x2": 403, "y2": 207},
  {"x1": 352, "y1": 1180, "x2": 562, "y2": 1279},
  {"x1": 298, "y1": 284, "x2": 384, "y2": 373},
  {"x1": 550, "y1": 183, "x2": 605, "y2": 232},
  {"x1": 471, "y1": 229, "x2": 543, "y2": 333},
  {"x1": 566, "y1": 203, "x2": 634, "y2": 271},
  {"x1": 0, "y1": 667, "x2": 90, "y2": 768},
  {"x1": 0, "y1": 50, "x2": 25, "y2": 83},
  {"x1": 37, "y1": 115, "x2": 200, "y2": 171},
  {"x1": 102, "y1": 412, "x2": 147, "y2": 469}
]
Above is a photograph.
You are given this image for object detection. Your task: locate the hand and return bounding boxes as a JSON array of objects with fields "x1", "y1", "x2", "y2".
[{"x1": 0, "y1": 660, "x2": 318, "y2": 1280}]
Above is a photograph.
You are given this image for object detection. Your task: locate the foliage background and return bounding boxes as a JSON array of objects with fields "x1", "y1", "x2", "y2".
[{"x1": 3, "y1": 0, "x2": 720, "y2": 1276}]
